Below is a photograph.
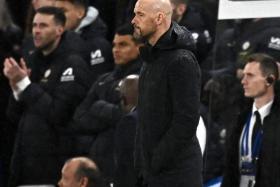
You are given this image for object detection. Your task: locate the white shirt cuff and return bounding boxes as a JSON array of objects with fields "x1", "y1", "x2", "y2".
[{"x1": 12, "y1": 76, "x2": 31, "y2": 101}]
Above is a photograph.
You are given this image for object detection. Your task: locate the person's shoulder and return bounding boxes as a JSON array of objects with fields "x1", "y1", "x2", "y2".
[
  {"x1": 172, "y1": 49, "x2": 198, "y2": 64},
  {"x1": 64, "y1": 53, "x2": 88, "y2": 68}
]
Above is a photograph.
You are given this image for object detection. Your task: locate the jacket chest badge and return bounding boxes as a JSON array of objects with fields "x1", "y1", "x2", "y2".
[
  {"x1": 41, "y1": 69, "x2": 51, "y2": 82},
  {"x1": 268, "y1": 36, "x2": 280, "y2": 50},
  {"x1": 44, "y1": 69, "x2": 51, "y2": 78},
  {"x1": 91, "y1": 49, "x2": 105, "y2": 66},
  {"x1": 242, "y1": 41, "x2": 250, "y2": 50},
  {"x1": 60, "y1": 67, "x2": 75, "y2": 82}
]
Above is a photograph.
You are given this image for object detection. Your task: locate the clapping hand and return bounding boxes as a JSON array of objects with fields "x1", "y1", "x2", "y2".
[{"x1": 3, "y1": 57, "x2": 30, "y2": 89}]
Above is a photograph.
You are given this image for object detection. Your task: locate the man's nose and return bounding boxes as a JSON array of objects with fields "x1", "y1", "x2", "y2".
[{"x1": 131, "y1": 16, "x2": 136, "y2": 25}]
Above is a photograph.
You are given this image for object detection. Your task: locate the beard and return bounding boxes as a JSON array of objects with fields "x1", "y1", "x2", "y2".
[
  {"x1": 133, "y1": 26, "x2": 143, "y2": 40},
  {"x1": 35, "y1": 38, "x2": 57, "y2": 52},
  {"x1": 133, "y1": 25, "x2": 154, "y2": 43}
]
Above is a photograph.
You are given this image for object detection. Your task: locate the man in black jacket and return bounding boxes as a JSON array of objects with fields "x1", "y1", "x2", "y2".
[
  {"x1": 54, "y1": 0, "x2": 114, "y2": 83},
  {"x1": 200, "y1": 18, "x2": 280, "y2": 86},
  {"x1": 131, "y1": 0, "x2": 202, "y2": 186},
  {"x1": 221, "y1": 53, "x2": 280, "y2": 187},
  {"x1": 71, "y1": 23, "x2": 142, "y2": 185},
  {"x1": 3, "y1": 7, "x2": 91, "y2": 186},
  {"x1": 114, "y1": 75, "x2": 139, "y2": 187},
  {"x1": 170, "y1": 0, "x2": 212, "y2": 63}
]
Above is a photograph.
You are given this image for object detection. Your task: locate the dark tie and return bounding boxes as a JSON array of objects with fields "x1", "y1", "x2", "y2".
[{"x1": 252, "y1": 111, "x2": 262, "y2": 145}]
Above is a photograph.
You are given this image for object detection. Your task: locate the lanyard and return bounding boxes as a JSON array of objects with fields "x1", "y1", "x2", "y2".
[
  {"x1": 241, "y1": 113, "x2": 251, "y2": 157},
  {"x1": 241, "y1": 113, "x2": 263, "y2": 161}
]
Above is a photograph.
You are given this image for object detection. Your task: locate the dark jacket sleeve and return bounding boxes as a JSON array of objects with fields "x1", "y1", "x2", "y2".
[
  {"x1": 90, "y1": 99, "x2": 123, "y2": 124},
  {"x1": 6, "y1": 96, "x2": 24, "y2": 125},
  {"x1": 18, "y1": 55, "x2": 90, "y2": 128},
  {"x1": 151, "y1": 53, "x2": 201, "y2": 173},
  {"x1": 72, "y1": 80, "x2": 123, "y2": 134}
]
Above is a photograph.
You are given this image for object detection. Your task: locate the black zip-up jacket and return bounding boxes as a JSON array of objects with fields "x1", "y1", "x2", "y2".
[
  {"x1": 78, "y1": 10, "x2": 114, "y2": 83},
  {"x1": 22, "y1": 10, "x2": 113, "y2": 84},
  {"x1": 178, "y1": 4, "x2": 212, "y2": 63},
  {"x1": 201, "y1": 18, "x2": 280, "y2": 85},
  {"x1": 6, "y1": 33, "x2": 91, "y2": 186},
  {"x1": 70, "y1": 58, "x2": 142, "y2": 182},
  {"x1": 136, "y1": 22, "x2": 202, "y2": 185}
]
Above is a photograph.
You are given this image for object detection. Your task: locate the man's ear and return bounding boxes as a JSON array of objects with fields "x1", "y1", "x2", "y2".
[
  {"x1": 155, "y1": 12, "x2": 165, "y2": 25},
  {"x1": 56, "y1": 25, "x2": 64, "y2": 37},
  {"x1": 80, "y1": 177, "x2": 89, "y2": 187},
  {"x1": 76, "y1": 5, "x2": 86, "y2": 20},
  {"x1": 266, "y1": 75, "x2": 275, "y2": 86}
]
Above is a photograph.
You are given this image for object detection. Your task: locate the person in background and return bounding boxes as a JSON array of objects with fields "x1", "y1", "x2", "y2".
[
  {"x1": 3, "y1": 7, "x2": 91, "y2": 186},
  {"x1": 221, "y1": 53, "x2": 280, "y2": 187},
  {"x1": 170, "y1": 0, "x2": 212, "y2": 63},
  {"x1": 0, "y1": 0, "x2": 22, "y2": 186},
  {"x1": 200, "y1": 18, "x2": 280, "y2": 87},
  {"x1": 70, "y1": 23, "x2": 142, "y2": 186},
  {"x1": 54, "y1": 0, "x2": 114, "y2": 83},
  {"x1": 200, "y1": 18, "x2": 280, "y2": 183},
  {"x1": 114, "y1": 74, "x2": 139, "y2": 187},
  {"x1": 25, "y1": 0, "x2": 56, "y2": 36},
  {"x1": 58, "y1": 157, "x2": 105, "y2": 187}
]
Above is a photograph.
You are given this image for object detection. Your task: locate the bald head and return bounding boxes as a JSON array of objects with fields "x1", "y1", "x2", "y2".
[
  {"x1": 139, "y1": 0, "x2": 172, "y2": 17},
  {"x1": 68, "y1": 157, "x2": 98, "y2": 169},
  {"x1": 132, "y1": 0, "x2": 172, "y2": 45},
  {"x1": 119, "y1": 75, "x2": 139, "y2": 113},
  {"x1": 58, "y1": 157, "x2": 102, "y2": 187}
]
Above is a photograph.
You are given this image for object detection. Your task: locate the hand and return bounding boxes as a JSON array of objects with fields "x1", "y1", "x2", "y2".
[{"x1": 3, "y1": 58, "x2": 30, "y2": 87}]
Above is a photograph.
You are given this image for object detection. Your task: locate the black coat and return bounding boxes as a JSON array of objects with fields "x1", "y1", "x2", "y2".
[
  {"x1": 6, "y1": 33, "x2": 91, "y2": 186},
  {"x1": 221, "y1": 82, "x2": 280, "y2": 187},
  {"x1": 22, "y1": 9, "x2": 114, "y2": 85},
  {"x1": 136, "y1": 22, "x2": 202, "y2": 185},
  {"x1": 71, "y1": 58, "x2": 142, "y2": 182},
  {"x1": 178, "y1": 4, "x2": 213, "y2": 63},
  {"x1": 114, "y1": 110, "x2": 138, "y2": 187},
  {"x1": 201, "y1": 18, "x2": 280, "y2": 86},
  {"x1": 78, "y1": 9, "x2": 114, "y2": 83}
]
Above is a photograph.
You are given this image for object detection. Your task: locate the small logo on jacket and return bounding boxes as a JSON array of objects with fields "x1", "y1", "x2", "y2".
[
  {"x1": 91, "y1": 49, "x2": 105, "y2": 66},
  {"x1": 41, "y1": 69, "x2": 51, "y2": 82},
  {"x1": 242, "y1": 41, "x2": 250, "y2": 50},
  {"x1": 268, "y1": 37, "x2": 280, "y2": 50},
  {"x1": 60, "y1": 67, "x2": 75, "y2": 82},
  {"x1": 44, "y1": 69, "x2": 51, "y2": 78}
]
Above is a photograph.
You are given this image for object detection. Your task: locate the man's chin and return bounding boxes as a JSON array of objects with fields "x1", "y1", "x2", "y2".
[
  {"x1": 133, "y1": 31, "x2": 142, "y2": 40},
  {"x1": 244, "y1": 93, "x2": 253, "y2": 98},
  {"x1": 34, "y1": 42, "x2": 42, "y2": 48},
  {"x1": 36, "y1": 46, "x2": 44, "y2": 51},
  {"x1": 34, "y1": 44, "x2": 45, "y2": 50}
]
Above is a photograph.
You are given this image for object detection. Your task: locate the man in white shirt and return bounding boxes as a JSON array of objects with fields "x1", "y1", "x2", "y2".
[{"x1": 221, "y1": 53, "x2": 280, "y2": 187}]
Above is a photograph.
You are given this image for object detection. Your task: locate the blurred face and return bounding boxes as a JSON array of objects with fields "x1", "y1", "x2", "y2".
[
  {"x1": 55, "y1": 1, "x2": 84, "y2": 30},
  {"x1": 170, "y1": 3, "x2": 185, "y2": 22},
  {"x1": 32, "y1": 0, "x2": 55, "y2": 10},
  {"x1": 58, "y1": 161, "x2": 81, "y2": 187},
  {"x1": 113, "y1": 34, "x2": 139, "y2": 65},
  {"x1": 32, "y1": 13, "x2": 63, "y2": 51},
  {"x1": 131, "y1": 0, "x2": 157, "y2": 40},
  {"x1": 241, "y1": 62, "x2": 268, "y2": 98},
  {"x1": 171, "y1": 3, "x2": 179, "y2": 22}
]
